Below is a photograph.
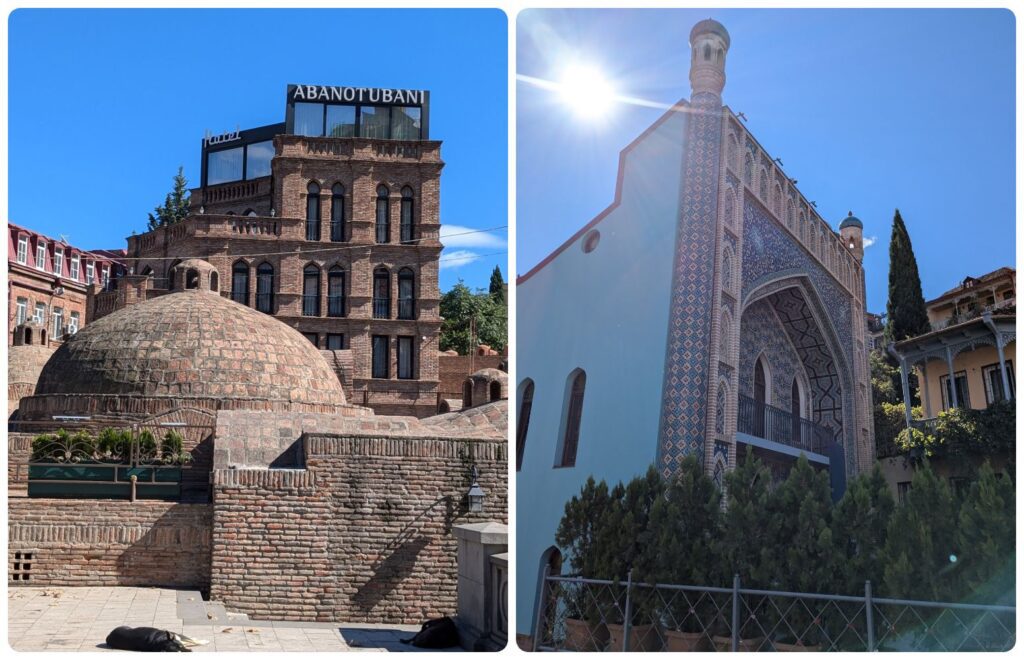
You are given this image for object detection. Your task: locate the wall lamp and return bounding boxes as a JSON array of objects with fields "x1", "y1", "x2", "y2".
[{"x1": 467, "y1": 465, "x2": 485, "y2": 513}]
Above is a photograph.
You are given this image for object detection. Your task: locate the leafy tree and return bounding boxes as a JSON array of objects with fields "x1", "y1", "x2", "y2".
[
  {"x1": 439, "y1": 278, "x2": 507, "y2": 354},
  {"x1": 830, "y1": 464, "x2": 895, "y2": 595},
  {"x1": 592, "y1": 466, "x2": 664, "y2": 581},
  {"x1": 771, "y1": 455, "x2": 836, "y2": 595},
  {"x1": 555, "y1": 476, "x2": 613, "y2": 578},
  {"x1": 954, "y1": 462, "x2": 1015, "y2": 605},
  {"x1": 895, "y1": 400, "x2": 1015, "y2": 459},
  {"x1": 881, "y1": 459, "x2": 960, "y2": 601},
  {"x1": 884, "y1": 209, "x2": 931, "y2": 343},
  {"x1": 147, "y1": 166, "x2": 191, "y2": 231},
  {"x1": 489, "y1": 265, "x2": 506, "y2": 303},
  {"x1": 716, "y1": 447, "x2": 776, "y2": 589}
]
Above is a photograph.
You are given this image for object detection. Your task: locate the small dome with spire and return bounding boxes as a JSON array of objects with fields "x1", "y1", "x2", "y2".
[
  {"x1": 690, "y1": 18, "x2": 730, "y2": 49},
  {"x1": 839, "y1": 211, "x2": 863, "y2": 230}
]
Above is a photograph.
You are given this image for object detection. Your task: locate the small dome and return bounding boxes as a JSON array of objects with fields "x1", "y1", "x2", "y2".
[
  {"x1": 25, "y1": 290, "x2": 347, "y2": 418},
  {"x1": 690, "y1": 18, "x2": 730, "y2": 49},
  {"x1": 840, "y1": 211, "x2": 863, "y2": 230}
]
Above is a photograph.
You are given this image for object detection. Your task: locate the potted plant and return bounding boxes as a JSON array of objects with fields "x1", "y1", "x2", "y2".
[{"x1": 97, "y1": 428, "x2": 133, "y2": 462}]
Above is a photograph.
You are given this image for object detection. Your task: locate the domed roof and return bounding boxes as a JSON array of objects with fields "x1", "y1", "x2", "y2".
[
  {"x1": 32, "y1": 290, "x2": 347, "y2": 412},
  {"x1": 690, "y1": 18, "x2": 730, "y2": 49},
  {"x1": 840, "y1": 211, "x2": 863, "y2": 229}
]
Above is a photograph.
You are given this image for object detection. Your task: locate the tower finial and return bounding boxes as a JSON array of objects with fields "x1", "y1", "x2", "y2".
[{"x1": 688, "y1": 19, "x2": 731, "y2": 99}]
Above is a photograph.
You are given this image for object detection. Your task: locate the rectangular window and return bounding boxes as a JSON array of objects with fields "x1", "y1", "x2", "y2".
[
  {"x1": 940, "y1": 371, "x2": 971, "y2": 410},
  {"x1": 15, "y1": 298, "x2": 27, "y2": 326},
  {"x1": 207, "y1": 147, "x2": 244, "y2": 185},
  {"x1": 390, "y1": 107, "x2": 421, "y2": 140},
  {"x1": 397, "y1": 336, "x2": 414, "y2": 379},
  {"x1": 16, "y1": 237, "x2": 27, "y2": 264},
  {"x1": 372, "y1": 335, "x2": 389, "y2": 379},
  {"x1": 326, "y1": 105, "x2": 357, "y2": 137},
  {"x1": 101, "y1": 266, "x2": 110, "y2": 289},
  {"x1": 294, "y1": 102, "x2": 325, "y2": 137},
  {"x1": 359, "y1": 106, "x2": 390, "y2": 139},
  {"x1": 36, "y1": 242, "x2": 46, "y2": 270},
  {"x1": 68, "y1": 312, "x2": 80, "y2": 335},
  {"x1": 86, "y1": 262, "x2": 95, "y2": 285},
  {"x1": 302, "y1": 332, "x2": 319, "y2": 348},
  {"x1": 896, "y1": 481, "x2": 911, "y2": 505},
  {"x1": 52, "y1": 308, "x2": 64, "y2": 339},
  {"x1": 70, "y1": 254, "x2": 80, "y2": 281},
  {"x1": 326, "y1": 333, "x2": 344, "y2": 350},
  {"x1": 244, "y1": 140, "x2": 274, "y2": 179},
  {"x1": 53, "y1": 247, "x2": 64, "y2": 276},
  {"x1": 982, "y1": 361, "x2": 1015, "y2": 404},
  {"x1": 33, "y1": 303, "x2": 46, "y2": 324}
]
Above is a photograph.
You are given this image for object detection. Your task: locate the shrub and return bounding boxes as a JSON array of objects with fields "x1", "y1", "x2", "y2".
[
  {"x1": 135, "y1": 430, "x2": 158, "y2": 462},
  {"x1": 953, "y1": 462, "x2": 1015, "y2": 605},
  {"x1": 830, "y1": 464, "x2": 895, "y2": 596},
  {"x1": 97, "y1": 428, "x2": 133, "y2": 461},
  {"x1": 161, "y1": 430, "x2": 186, "y2": 463}
]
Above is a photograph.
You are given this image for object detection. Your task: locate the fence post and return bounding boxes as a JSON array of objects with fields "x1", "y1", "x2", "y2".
[
  {"x1": 732, "y1": 574, "x2": 741, "y2": 652},
  {"x1": 530, "y1": 564, "x2": 551, "y2": 652},
  {"x1": 622, "y1": 568, "x2": 634, "y2": 652},
  {"x1": 865, "y1": 580, "x2": 875, "y2": 652}
]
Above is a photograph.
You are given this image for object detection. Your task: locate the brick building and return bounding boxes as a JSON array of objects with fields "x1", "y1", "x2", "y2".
[
  {"x1": 7, "y1": 222, "x2": 125, "y2": 346},
  {"x1": 97, "y1": 84, "x2": 444, "y2": 417}
]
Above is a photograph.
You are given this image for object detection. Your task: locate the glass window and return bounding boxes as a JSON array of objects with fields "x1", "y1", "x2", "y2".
[
  {"x1": 360, "y1": 106, "x2": 390, "y2": 139},
  {"x1": 256, "y1": 262, "x2": 274, "y2": 313},
  {"x1": 36, "y1": 242, "x2": 46, "y2": 270},
  {"x1": 302, "y1": 332, "x2": 319, "y2": 347},
  {"x1": 326, "y1": 105, "x2": 357, "y2": 137},
  {"x1": 302, "y1": 265, "x2": 321, "y2": 316},
  {"x1": 231, "y1": 261, "x2": 249, "y2": 306},
  {"x1": 331, "y1": 184, "x2": 345, "y2": 242},
  {"x1": 558, "y1": 370, "x2": 586, "y2": 467},
  {"x1": 86, "y1": 262, "x2": 95, "y2": 284},
  {"x1": 397, "y1": 336, "x2": 414, "y2": 379},
  {"x1": 940, "y1": 371, "x2": 971, "y2": 410},
  {"x1": 373, "y1": 267, "x2": 390, "y2": 319},
  {"x1": 33, "y1": 302, "x2": 46, "y2": 324},
  {"x1": 328, "y1": 267, "x2": 346, "y2": 317},
  {"x1": 101, "y1": 266, "x2": 110, "y2": 289},
  {"x1": 52, "y1": 308, "x2": 64, "y2": 339},
  {"x1": 390, "y1": 107, "x2": 421, "y2": 140},
  {"x1": 372, "y1": 335, "x2": 390, "y2": 379},
  {"x1": 326, "y1": 333, "x2": 344, "y2": 350},
  {"x1": 516, "y1": 379, "x2": 534, "y2": 471},
  {"x1": 70, "y1": 255, "x2": 80, "y2": 281},
  {"x1": 294, "y1": 102, "x2": 324, "y2": 136},
  {"x1": 376, "y1": 185, "x2": 390, "y2": 243},
  {"x1": 398, "y1": 268, "x2": 415, "y2": 319},
  {"x1": 16, "y1": 237, "x2": 27, "y2": 264},
  {"x1": 53, "y1": 247, "x2": 64, "y2": 276},
  {"x1": 68, "y1": 312, "x2": 80, "y2": 335},
  {"x1": 400, "y1": 186, "x2": 414, "y2": 243},
  {"x1": 207, "y1": 147, "x2": 244, "y2": 185},
  {"x1": 15, "y1": 298, "x2": 27, "y2": 326},
  {"x1": 245, "y1": 140, "x2": 274, "y2": 179},
  {"x1": 983, "y1": 361, "x2": 1015, "y2": 404},
  {"x1": 306, "y1": 182, "x2": 321, "y2": 241}
]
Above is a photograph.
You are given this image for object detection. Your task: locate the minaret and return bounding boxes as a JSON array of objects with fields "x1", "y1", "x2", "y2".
[
  {"x1": 839, "y1": 211, "x2": 865, "y2": 260},
  {"x1": 689, "y1": 18, "x2": 731, "y2": 100}
]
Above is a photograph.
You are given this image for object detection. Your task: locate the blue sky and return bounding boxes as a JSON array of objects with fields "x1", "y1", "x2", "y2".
[
  {"x1": 9, "y1": 8, "x2": 508, "y2": 292},
  {"x1": 517, "y1": 9, "x2": 1015, "y2": 312}
]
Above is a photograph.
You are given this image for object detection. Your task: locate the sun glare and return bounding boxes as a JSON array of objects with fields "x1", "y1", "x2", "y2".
[{"x1": 558, "y1": 63, "x2": 615, "y2": 119}]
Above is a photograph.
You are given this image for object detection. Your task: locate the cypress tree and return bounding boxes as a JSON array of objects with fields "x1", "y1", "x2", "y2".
[
  {"x1": 885, "y1": 209, "x2": 931, "y2": 343},
  {"x1": 717, "y1": 447, "x2": 776, "y2": 589},
  {"x1": 147, "y1": 166, "x2": 191, "y2": 231},
  {"x1": 830, "y1": 464, "x2": 895, "y2": 595},
  {"x1": 489, "y1": 265, "x2": 506, "y2": 303},
  {"x1": 954, "y1": 463, "x2": 1015, "y2": 604}
]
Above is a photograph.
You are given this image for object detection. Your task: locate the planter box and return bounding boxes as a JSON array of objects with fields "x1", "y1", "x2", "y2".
[
  {"x1": 607, "y1": 622, "x2": 663, "y2": 652},
  {"x1": 563, "y1": 618, "x2": 609, "y2": 652},
  {"x1": 664, "y1": 629, "x2": 710, "y2": 652},
  {"x1": 27, "y1": 464, "x2": 182, "y2": 500},
  {"x1": 713, "y1": 635, "x2": 766, "y2": 652},
  {"x1": 773, "y1": 641, "x2": 822, "y2": 652}
]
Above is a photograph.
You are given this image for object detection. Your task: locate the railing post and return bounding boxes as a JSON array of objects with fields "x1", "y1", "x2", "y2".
[
  {"x1": 622, "y1": 569, "x2": 634, "y2": 652},
  {"x1": 865, "y1": 580, "x2": 875, "y2": 652},
  {"x1": 129, "y1": 474, "x2": 137, "y2": 502},
  {"x1": 732, "y1": 574, "x2": 741, "y2": 652},
  {"x1": 530, "y1": 564, "x2": 551, "y2": 652}
]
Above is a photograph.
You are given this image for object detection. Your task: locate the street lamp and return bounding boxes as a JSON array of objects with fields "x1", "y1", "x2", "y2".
[{"x1": 466, "y1": 465, "x2": 485, "y2": 513}]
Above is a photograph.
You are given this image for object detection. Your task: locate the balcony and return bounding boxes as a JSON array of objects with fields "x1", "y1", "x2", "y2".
[
  {"x1": 373, "y1": 297, "x2": 390, "y2": 319},
  {"x1": 327, "y1": 295, "x2": 346, "y2": 317},
  {"x1": 330, "y1": 221, "x2": 345, "y2": 242},
  {"x1": 930, "y1": 298, "x2": 1016, "y2": 332},
  {"x1": 737, "y1": 394, "x2": 832, "y2": 455},
  {"x1": 397, "y1": 298, "x2": 416, "y2": 320},
  {"x1": 255, "y1": 293, "x2": 274, "y2": 314},
  {"x1": 302, "y1": 295, "x2": 320, "y2": 317}
]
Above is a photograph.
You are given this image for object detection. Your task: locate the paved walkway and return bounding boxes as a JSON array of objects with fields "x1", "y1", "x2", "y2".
[{"x1": 8, "y1": 587, "x2": 456, "y2": 652}]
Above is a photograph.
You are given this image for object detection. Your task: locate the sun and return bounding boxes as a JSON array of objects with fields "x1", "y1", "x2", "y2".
[{"x1": 558, "y1": 63, "x2": 615, "y2": 120}]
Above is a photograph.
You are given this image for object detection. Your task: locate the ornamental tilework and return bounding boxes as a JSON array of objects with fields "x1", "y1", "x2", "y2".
[
  {"x1": 657, "y1": 94, "x2": 723, "y2": 476},
  {"x1": 738, "y1": 299, "x2": 805, "y2": 406}
]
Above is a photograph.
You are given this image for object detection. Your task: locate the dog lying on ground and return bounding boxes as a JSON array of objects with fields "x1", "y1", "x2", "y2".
[
  {"x1": 105, "y1": 626, "x2": 206, "y2": 652},
  {"x1": 400, "y1": 616, "x2": 460, "y2": 649}
]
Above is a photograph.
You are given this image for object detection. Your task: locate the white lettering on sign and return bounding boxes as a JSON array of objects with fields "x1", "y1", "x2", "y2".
[
  {"x1": 291, "y1": 85, "x2": 425, "y2": 106},
  {"x1": 203, "y1": 128, "x2": 242, "y2": 147}
]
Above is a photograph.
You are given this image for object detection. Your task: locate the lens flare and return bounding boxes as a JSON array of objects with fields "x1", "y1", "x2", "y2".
[{"x1": 558, "y1": 63, "x2": 615, "y2": 119}]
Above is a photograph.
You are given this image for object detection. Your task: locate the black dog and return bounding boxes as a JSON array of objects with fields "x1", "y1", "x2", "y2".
[
  {"x1": 105, "y1": 626, "x2": 191, "y2": 652},
  {"x1": 400, "y1": 616, "x2": 460, "y2": 649}
]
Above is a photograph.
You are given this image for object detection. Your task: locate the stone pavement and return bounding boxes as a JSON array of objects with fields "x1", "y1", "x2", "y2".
[{"x1": 8, "y1": 587, "x2": 461, "y2": 652}]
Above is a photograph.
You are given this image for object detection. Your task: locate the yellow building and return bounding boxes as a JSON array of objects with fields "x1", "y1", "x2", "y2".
[{"x1": 881, "y1": 267, "x2": 1015, "y2": 500}]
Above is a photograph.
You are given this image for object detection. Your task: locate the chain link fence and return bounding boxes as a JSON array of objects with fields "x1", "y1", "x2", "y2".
[{"x1": 532, "y1": 571, "x2": 1015, "y2": 652}]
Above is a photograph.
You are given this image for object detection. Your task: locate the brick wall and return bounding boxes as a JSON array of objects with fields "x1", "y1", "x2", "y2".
[
  {"x1": 438, "y1": 354, "x2": 507, "y2": 398},
  {"x1": 8, "y1": 500, "x2": 211, "y2": 588},
  {"x1": 209, "y1": 434, "x2": 507, "y2": 623}
]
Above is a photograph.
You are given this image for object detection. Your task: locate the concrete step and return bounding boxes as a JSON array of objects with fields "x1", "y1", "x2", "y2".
[
  {"x1": 176, "y1": 590, "x2": 210, "y2": 626},
  {"x1": 203, "y1": 602, "x2": 228, "y2": 624}
]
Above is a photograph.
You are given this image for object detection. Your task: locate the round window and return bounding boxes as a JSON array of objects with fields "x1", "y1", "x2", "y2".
[{"x1": 582, "y1": 230, "x2": 601, "y2": 253}]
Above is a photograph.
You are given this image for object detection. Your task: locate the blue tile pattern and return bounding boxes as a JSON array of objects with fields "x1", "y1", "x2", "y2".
[{"x1": 738, "y1": 299, "x2": 805, "y2": 405}]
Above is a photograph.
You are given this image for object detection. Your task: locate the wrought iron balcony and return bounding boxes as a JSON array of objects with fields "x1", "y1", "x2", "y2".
[
  {"x1": 737, "y1": 394, "x2": 832, "y2": 455},
  {"x1": 302, "y1": 295, "x2": 320, "y2": 317},
  {"x1": 327, "y1": 295, "x2": 346, "y2": 317},
  {"x1": 330, "y1": 221, "x2": 345, "y2": 242},
  {"x1": 255, "y1": 293, "x2": 274, "y2": 314},
  {"x1": 230, "y1": 290, "x2": 248, "y2": 306},
  {"x1": 372, "y1": 297, "x2": 390, "y2": 319},
  {"x1": 305, "y1": 220, "x2": 321, "y2": 242},
  {"x1": 397, "y1": 298, "x2": 416, "y2": 320}
]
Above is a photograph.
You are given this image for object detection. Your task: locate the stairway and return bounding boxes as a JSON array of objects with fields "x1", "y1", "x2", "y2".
[{"x1": 176, "y1": 590, "x2": 250, "y2": 626}]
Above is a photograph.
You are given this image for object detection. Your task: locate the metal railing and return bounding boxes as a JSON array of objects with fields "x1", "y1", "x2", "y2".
[
  {"x1": 532, "y1": 572, "x2": 1015, "y2": 652},
  {"x1": 327, "y1": 295, "x2": 346, "y2": 317},
  {"x1": 397, "y1": 298, "x2": 416, "y2": 320},
  {"x1": 372, "y1": 297, "x2": 390, "y2": 319},
  {"x1": 330, "y1": 221, "x2": 345, "y2": 242},
  {"x1": 400, "y1": 223, "x2": 415, "y2": 244},
  {"x1": 930, "y1": 298, "x2": 1016, "y2": 331},
  {"x1": 305, "y1": 220, "x2": 320, "y2": 242},
  {"x1": 737, "y1": 394, "x2": 832, "y2": 454},
  {"x1": 255, "y1": 293, "x2": 274, "y2": 314},
  {"x1": 302, "y1": 294, "x2": 320, "y2": 317},
  {"x1": 230, "y1": 290, "x2": 249, "y2": 306}
]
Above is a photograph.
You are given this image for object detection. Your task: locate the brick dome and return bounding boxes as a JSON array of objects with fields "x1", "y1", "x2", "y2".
[{"x1": 24, "y1": 290, "x2": 348, "y2": 419}]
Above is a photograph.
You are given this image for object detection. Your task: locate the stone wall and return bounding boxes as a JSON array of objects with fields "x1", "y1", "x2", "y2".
[
  {"x1": 209, "y1": 434, "x2": 507, "y2": 623},
  {"x1": 8, "y1": 500, "x2": 212, "y2": 588},
  {"x1": 439, "y1": 354, "x2": 506, "y2": 398}
]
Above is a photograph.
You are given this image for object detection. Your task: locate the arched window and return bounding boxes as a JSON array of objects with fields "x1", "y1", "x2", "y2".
[
  {"x1": 256, "y1": 262, "x2": 274, "y2": 313},
  {"x1": 557, "y1": 370, "x2": 586, "y2": 468},
  {"x1": 245, "y1": 209, "x2": 257, "y2": 217},
  {"x1": 773, "y1": 184, "x2": 783, "y2": 217},
  {"x1": 306, "y1": 182, "x2": 321, "y2": 241},
  {"x1": 372, "y1": 267, "x2": 390, "y2": 319},
  {"x1": 728, "y1": 133, "x2": 739, "y2": 171},
  {"x1": 743, "y1": 152, "x2": 754, "y2": 187},
  {"x1": 327, "y1": 266, "x2": 346, "y2": 317},
  {"x1": 397, "y1": 267, "x2": 415, "y2": 319},
  {"x1": 375, "y1": 185, "x2": 390, "y2": 243},
  {"x1": 799, "y1": 211, "x2": 807, "y2": 242},
  {"x1": 330, "y1": 183, "x2": 345, "y2": 242},
  {"x1": 167, "y1": 260, "x2": 181, "y2": 290},
  {"x1": 302, "y1": 264, "x2": 320, "y2": 316},
  {"x1": 715, "y1": 382, "x2": 728, "y2": 435},
  {"x1": 703, "y1": 44, "x2": 711, "y2": 60},
  {"x1": 141, "y1": 265, "x2": 154, "y2": 277},
  {"x1": 400, "y1": 186, "x2": 415, "y2": 244},
  {"x1": 210, "y1": 271, "x2": 219, "y2": 292},
  {"x1": 463, "y1": 380, "x2": 473, "y2": 408},
  {"x1": 753, "y1": 356, "x2": 769, "y2": 437},
  {"x1": 722, "y1": 248, "x2": 734, "y2": 292},
  {"x1": 516, "y1": 379, "x2": 534, "y2": 471},
  {"x1": 787, "y1": 199, "x2": 795, "y2": 230},
  {"x1": 231, "y1": 261, "x2": 249, "y2": 305},
  {"x1": 717, "y1": 48, "x2": 723, "y2": 63},
  {"x1": 722, "y1": 188, "x2": 734, "y2": 227},
  {"x1": 489, "y1": 381, "x2": 502, "y2": 401},
  {"x1": 759, "y1": 168, "x2": 768, "y2": 200},
  {"x1": 720, "y1": 310, "x2": 732, "y2": 359},
  {"x1": 185, "y1": 268, "x2": 199, "y2": 290},
  {"x1": 791, "y1": 378, "x2": 804, "y2": 446}
]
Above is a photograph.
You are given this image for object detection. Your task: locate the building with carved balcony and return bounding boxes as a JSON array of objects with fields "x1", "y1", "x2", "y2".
[
  {"x1": 94, "y1": 85, "x2": 444, "y2": 417},
  {"x1": 516, "y1": 19, "x2": 875, "y2": 635}
]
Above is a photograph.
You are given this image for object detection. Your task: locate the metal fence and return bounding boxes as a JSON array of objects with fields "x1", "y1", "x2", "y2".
[
  {"x1": 737, "y1": 394, "x2": 832, "y2": 454},
  {"x1": 532, "y1": 571, "x2": 1015, "y2": 652}
]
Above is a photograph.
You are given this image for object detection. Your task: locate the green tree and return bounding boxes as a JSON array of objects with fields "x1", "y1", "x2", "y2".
[
  {"x1": 439, "y1": 279, "x2": 507, "y2": 354},
  {"x1": 592, "y1": 466, "x2": 664, "y2": 581},
  {"x1": 884, "y1": 209, "x2": 931, "y2": 343},
  {"x1": 716, "y1": 447, "x2": 776, "y2": 589},
  {"x1": 555, "y1": 476, "x2": 613, "y2": 578},
  {"x1": 954, "y1": 463, "x2": 1015, "y2": 604},
  {"x1": 770, "y1": 455, "x2": 836, "y2": 595},
  {"x1": 881, "y1": 459, "x2": 960, "y2": 601},
  {"x1": 147, "y1": 166, "x2": 191, "y2": 231},
  {"x1": 489, "y1": 265, "x2": 506, "y2": 303},
  {"x1": 830, "y1": 464, "x2": 895, "y2": 595}
]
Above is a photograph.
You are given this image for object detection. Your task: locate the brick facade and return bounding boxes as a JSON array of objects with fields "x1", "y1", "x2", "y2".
[{"x1": 438, "y1": 354, "x2": 507, "y2": 399}]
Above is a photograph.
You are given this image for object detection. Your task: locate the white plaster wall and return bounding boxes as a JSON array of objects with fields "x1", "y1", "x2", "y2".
[{"x1": 515, "y1": 109, "x2": 687, "y2": 634}]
